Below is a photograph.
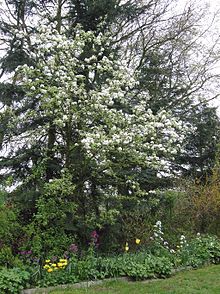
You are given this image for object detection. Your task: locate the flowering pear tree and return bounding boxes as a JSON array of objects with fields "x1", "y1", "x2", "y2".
[{"x1": 4, "y1": 22, "x2": 186, "y2": 244}]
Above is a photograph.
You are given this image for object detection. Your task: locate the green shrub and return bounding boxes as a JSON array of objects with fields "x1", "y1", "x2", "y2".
[
  {"x1": 0, "y1": 246, "x2": 15, "y2": 267},
  {"x1": 0, "y1": 267, "x2": 30, "y2": 294},
  {"x1": 0, "y1": 204, "x2": 25, "y2": 267},
  {"x1": 0, "y1": 246, "x2": 23, "y2": 268}
]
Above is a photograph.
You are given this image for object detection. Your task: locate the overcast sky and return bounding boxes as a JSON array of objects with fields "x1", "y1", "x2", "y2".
[
  {"x1": 200, "y1": 0, "x2": 220, "y2": 114},
  {"x1": 175, "y1": 0, "x2": 220, "y2": 114}
]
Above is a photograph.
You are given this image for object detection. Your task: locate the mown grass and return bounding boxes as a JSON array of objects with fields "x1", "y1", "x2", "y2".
[{"x1": 50, "y1": 264, "x2": 220, "y2": 293}]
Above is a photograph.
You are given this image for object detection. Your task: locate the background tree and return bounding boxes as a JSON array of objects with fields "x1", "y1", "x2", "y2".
[{"x1": 5, "y1": 23, "x2": 184, "y2": 252}]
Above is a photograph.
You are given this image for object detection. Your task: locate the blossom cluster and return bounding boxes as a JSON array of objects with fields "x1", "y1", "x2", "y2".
[
  {"x1": 6, "y1": 24, "x2": 188, "y2": 214},
  {"x1": 152, "y1": 221, "x2": 165, "y2": 244},
  {"x1": 43, "y1": 258, "x2": 68, "y2": 273},
  {"x1": 14, "y1": 24, "x2": 186, "y2": 168}
]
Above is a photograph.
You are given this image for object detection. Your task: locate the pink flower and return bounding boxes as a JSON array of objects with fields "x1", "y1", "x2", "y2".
[
  {"x1": 90, "y1": 230, "x2": 99, "y2": 247},
  {"x1": 91, "y1": 230, "x2": 99, "y2": 240}
]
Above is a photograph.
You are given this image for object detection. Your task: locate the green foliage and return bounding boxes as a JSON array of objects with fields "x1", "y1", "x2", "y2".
[
  {"x1": 25, "y1": 173, "x2": 76, "y2": 257},
  {"x1": 152, "y1": 189, "x2": 195, "y2": 243},
  {"x1": 1, "y1": 230, "x2": 220, "y2": 290},
  {"x1": 0, "y1": 205, "x2": 17, "y2": 243},
  {"x1": 76, "y1": 257, "x2": 101, "y2": 281},
  {"x1": 38, "y1": 269, "x2": 78, "y2": 288},
  {"x1": 0, "y1": 267, "x2": 30, "y2": 294},
  {"x1": 163, "y1": 158, "x2": 220, "y2": 238},
  {"x1": 191, "y1": 167, "x2": 220, "y2": 235},
  {"x1": 117, "y1": 253, "x2": 172, "y2": 280},
  {"x1": 37, "y1": 251, "x2": 172, "y2": 287},
  {"x1": 176, "y1": 235, "x2": 220, "y2": 268},
  {"x1": 26, "y1": 225, "x2": 72, "y2": 258},
  {"x1": 0, "y1": 189, "x2": 7, "y2": 205},
  {"x1": 178, "y1": 105, "x2": 220, "y2": 179},
  {"x1": 118, "y1": 189, "x2": 196, "y2": 250},
  {"x1": 68, "y1": 0, "x2": 132, "y2": 32},
  {"x1": 0, "y1": 203, "x2": 24, "y2": 267},
  {"x1": 0, "y1": 246, "x2": 23, "y2": 268}
]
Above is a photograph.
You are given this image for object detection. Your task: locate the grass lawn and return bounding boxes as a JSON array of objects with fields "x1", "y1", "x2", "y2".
[{"x1": 49, "y1": 264, "x2": 220, "y2": 293}]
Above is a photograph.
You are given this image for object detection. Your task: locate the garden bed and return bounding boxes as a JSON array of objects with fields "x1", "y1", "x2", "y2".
[{"x1": 22, "y1": 266, "x2": 194, "y2": 294}]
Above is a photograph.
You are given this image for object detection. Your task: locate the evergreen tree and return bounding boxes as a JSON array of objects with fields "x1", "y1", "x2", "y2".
[{"x1": 176, "y1": 105, "x2": 220, "y2": 179}]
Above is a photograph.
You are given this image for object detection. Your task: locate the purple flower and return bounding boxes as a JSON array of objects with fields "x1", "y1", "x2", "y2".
[
  {"x1": 19, "y1": 250, "x2": 32, "y2": 255},
  {"x1": 69, "y1": 243, "x2": 78, "y2": 253}
]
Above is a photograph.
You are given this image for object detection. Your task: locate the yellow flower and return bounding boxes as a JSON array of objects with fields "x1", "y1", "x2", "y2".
[
  {"x1": 59, "y1": 259, "x2": 67, "y2": 263},
  {"x1": 52, "y1": 263, "x2": 57, "y2": 267},
  {"x1": 57, "y1": 262, "x2": 64, "y2": 267},
  {"x1": 47, "y1": 268, "x2": 53, "y2": 273},
  {"x1": 125, "y1": 242, "x2": 129, "y2": 252},
  {"x1": 45, "y1": 259, "x2": 50, "y2": 263},
  {"x1": 135, "y1": 238, "x2": 141, "y2": 245},
  {"x1": 43, "y1": 265, "x2": 50, "y2": 269}
]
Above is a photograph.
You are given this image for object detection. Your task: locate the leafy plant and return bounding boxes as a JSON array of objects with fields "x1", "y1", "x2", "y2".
[
  {"x1": 37, "y1": 269, "x2": 78, "y2": 288},
  {"x1": 175, "y1": 235, "x2": 220, "y2": 268},
  {"x1": 0, "y1": 268, "x2": 30, "y2": 294},
  {"x1": 0, "y1": 246, "x2": 23, "y2": 268}
]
